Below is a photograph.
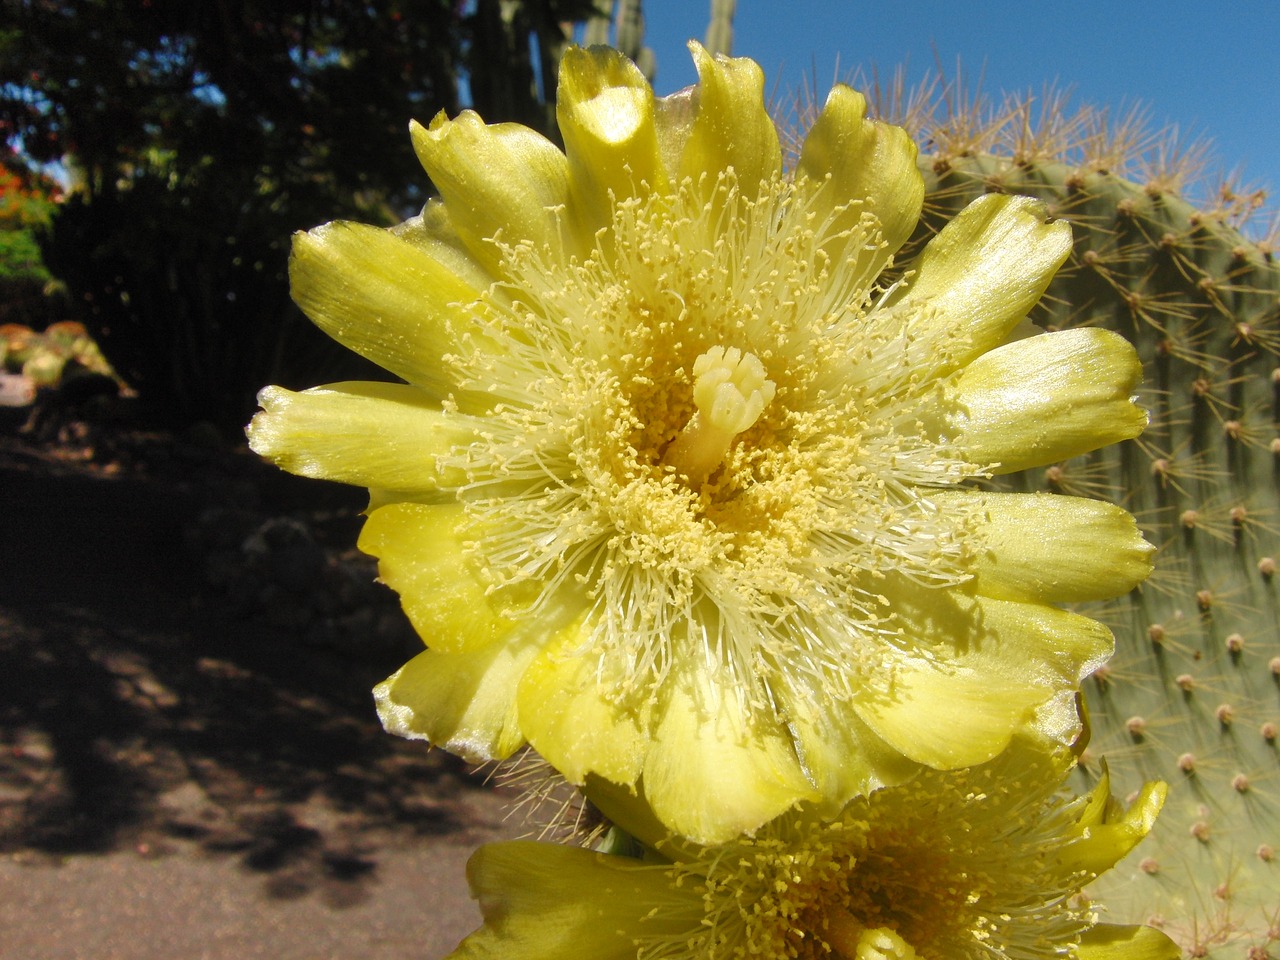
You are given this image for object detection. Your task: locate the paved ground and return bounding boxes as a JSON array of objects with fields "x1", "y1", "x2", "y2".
[
  {"x1": 0, "y1": 420, "x2": 525, "y2": 960},
  {"x1": 0, "y1": 824, "x2": 504, "y2": 960}
]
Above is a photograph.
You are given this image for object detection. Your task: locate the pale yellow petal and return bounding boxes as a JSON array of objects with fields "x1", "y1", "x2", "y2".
[
  {"x1": 972, "y1": 595, "x2": 1114, "y2": 687},
  {"x1": 580, "y1": 775, "x2": 701, "y2": 862},
  {"x1": 884, "y1": 193, "x2": 1073, "y2": 376},
  {"x1": 1057, "y1": 780, "x2": 1166, "y2": 877},
  {"x1": 856, "y1": 584, "x2": 1111, "y2": 768},
  {"x1": 247, "y1": 381, "x2": 480, "y2": 495},
  {"x1": 358, "y1": 502, "x2": 520, "y2": 654},
  {"x1": 391, "y1": 200, "x2": 494, "y2": 292},
  {"x1": 677, "y1": 41, "x2": 780, "y2": 198},
  {"x1": 945, "y1": 327, "x2": 1147, "y2": 473},
  {"x1": 289, "y1": 221, "x2": 481, "y2": 397},
  {"x1": 374, "y1": 639, "x2": 538, "y2": 764},
  {"x1": 448, "y1": 841, "x2": 694, "y2": 960},
  {"x1": 516, "y1": 615, "x2": 648, "y2": 788},
  {"x1": 367, "y1": 502, "x2": 589, "y2": 762},
  {"x1": 795, "y1": 85, "x2": 924, "y2": 278},
  {"x1": 932, "y1": 490, "x2": 1155, "y2": 602},
  {"x1": 853, "y1": 648, "x2": 1042, "y2": 770},
  {"x1": 557, "y1": 46, "x2": 666, "y2": 236},
  {"x1": 653, "y1": 85, "x2": 696, "y2": 181},
  {"x1": 782, "y1": 681, "x2": 921, "y2": 817},
  {"x1": 641, "y1": 663, "x2": 817, "y2": 845},
  {"x1": 410, "y1": 110, "x2": 574, "y2": 273},
  {"x1": 1073, "y1": 923, "x2": 1182, "y2": 960}
]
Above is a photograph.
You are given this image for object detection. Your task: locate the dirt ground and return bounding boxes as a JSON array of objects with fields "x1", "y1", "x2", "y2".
[{"x1": 0, "y1": 410, "x2": 525, "y2": 959}]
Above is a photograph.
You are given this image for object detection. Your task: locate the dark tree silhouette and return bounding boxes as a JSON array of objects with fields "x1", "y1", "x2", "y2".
[{"x1": 0, "y1": 0, "x2": 607, "y2": 429}]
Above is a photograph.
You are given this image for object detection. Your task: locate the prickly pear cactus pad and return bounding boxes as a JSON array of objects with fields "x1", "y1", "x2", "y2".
[{"x1": 879, "y1": 86, "x2": 1280, "y2": 959}]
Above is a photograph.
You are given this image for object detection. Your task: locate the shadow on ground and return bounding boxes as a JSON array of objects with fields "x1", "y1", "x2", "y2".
[{"x1": 0, "y1": 420, "x2": 504, "y2": 909}]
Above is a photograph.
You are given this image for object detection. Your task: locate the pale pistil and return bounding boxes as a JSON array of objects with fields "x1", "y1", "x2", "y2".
[{"x1": 662, "y1": 345, "x2": 775, "y2": 487}]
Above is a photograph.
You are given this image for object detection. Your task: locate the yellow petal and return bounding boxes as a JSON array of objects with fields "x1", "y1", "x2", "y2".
[
  {"x1": 795, "y1": 85, "x2": 924, "y2": 279},
  {"x1": 641, "y1": 662, "x2": 817, "y2": 845},
  {"x1": 557, "y1": 46, "x2": 666, "y2": 236},
  {"x1": 780, "y1": 677, "x2": 921, "y2": 817},
  {"x1": 516, "y1": 615, "x2": 648, "y2": 788},
  {"x1": 580, "y1": 775, "x2": 701, "y2": 862},
  {"x1": 853, "y1": 647, "x2": 1042, "y2": 770},
  {"x1": 973, "y1": 594, "x2": 1114, "y2": 687},
  {"x1": 247, "y1": 381, "x2": 480, "y2": 495},
  {"x1": 1073, "y1": 923, "x2": 1182, "y2": 960},
  {"x1": 391, "y1": 200, "x2": 494, "y2": 292},
  {"x1": 884, "y1": 193, "x2": 1073, "y2": 376},
  {"x1": 932, "y1": 490, "x2": 1155, "y2": 602},
  {"x1": 945, "y1": 327, "x2": 1147, "y2": 473},
  {"x1": 289, "y1": 221, "x2": 480, "y2": 397},
  {"x1": 374, "y1": 640, "x2": 538, "y2": 763},
  {"x1": 410, "y1": 110, "x2": 573, "y2": 273},
  {"x1": 1069, "y1": 757, "x2": 1117, "y2": 831},
  {"x1": 359, "y1": 502, "x2": 520, "y2": 654},
  {"x1": 448, "y1": 841, "x2": 692, "y2": 960},
  {"x1": 856, "y1": 584, "x2": 1111, "y2": 768},
  {"x1": 677, "y1": 41, "x2": 781, "y2": 199},
  {"x1": 1058, "y1": 778, "x2": 1167, "y2": 877},
  {"x1": 653, "y1": 85, "x2": 697, "y2": 181}
]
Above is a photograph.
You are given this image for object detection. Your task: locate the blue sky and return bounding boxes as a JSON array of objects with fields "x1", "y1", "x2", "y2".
[{"x1": 633, "y1": 1, "x2": 1279, "y2": 216}]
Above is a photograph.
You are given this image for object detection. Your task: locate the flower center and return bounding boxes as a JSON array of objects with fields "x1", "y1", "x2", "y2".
[{"x1": 661, "y1": 345, "x2": 775, "y2": 487}]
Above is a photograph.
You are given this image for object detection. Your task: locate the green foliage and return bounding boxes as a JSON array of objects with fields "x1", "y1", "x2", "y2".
[
  {"x1": 2, "y1": 1, "x2": 462, "y2": 207},
  {"x1": 38, "y1": 158, "x2": 339, "y2": 423},
  {"x1": 0, "y1": 221, "x2": 46, "y2": 284},
  {"x1": 885, "y1": 86, "x2": 1280, "y2": 959},
  {"x1": 0, "y1": 152, "x2": 64, "y2": 326}
]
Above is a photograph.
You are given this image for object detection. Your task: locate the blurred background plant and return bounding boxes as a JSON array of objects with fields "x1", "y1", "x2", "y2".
[
  {"x1": 0, "y1": 145, "x2": 65, "y2": 325},
  {"x1": 1, "y1": 318, "x2": 117, "y2": 387}
]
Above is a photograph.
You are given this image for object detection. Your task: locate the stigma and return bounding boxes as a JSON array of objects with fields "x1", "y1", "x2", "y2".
[
  {"x1": 826, "y1": 916, "x2": 920, "y2": 960},
  {"x1": 662, "y1": 345, "x2": 775, "y2": 487}
]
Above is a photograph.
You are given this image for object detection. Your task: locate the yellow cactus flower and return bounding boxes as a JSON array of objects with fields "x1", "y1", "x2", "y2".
[
  {"x1": 445, "y1": 741, "x2": 1178, "y2": 960},
  {"x1": 248, "y1": 43, "x2": 1153, "y2": 844}
]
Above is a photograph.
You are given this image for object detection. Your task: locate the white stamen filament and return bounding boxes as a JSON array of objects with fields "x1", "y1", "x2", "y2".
[{"x1": 663, "y1": 345, "x2": 775, "y2": 486}]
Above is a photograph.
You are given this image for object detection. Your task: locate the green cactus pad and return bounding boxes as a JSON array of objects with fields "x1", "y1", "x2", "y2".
[{"x1": 880, "y1": 85, "x2": 1280, "y2": 959}]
